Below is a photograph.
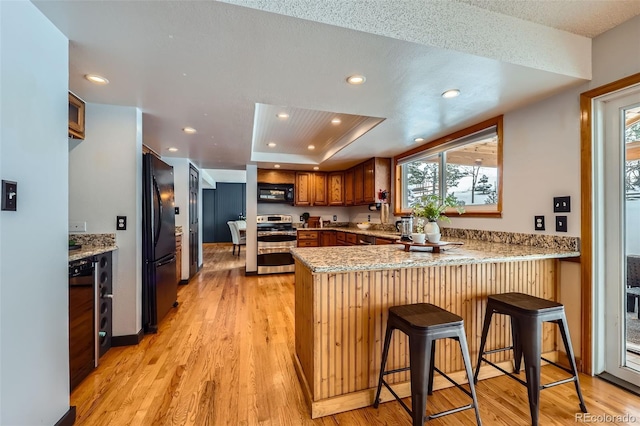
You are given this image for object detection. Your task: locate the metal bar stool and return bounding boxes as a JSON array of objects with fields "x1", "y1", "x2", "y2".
[
  {"x1": 473, "y1": 292, "x2": 587, "y2": 426},
  {"x1": 373, "y1": 303, "x2": 482, "y2": 425}
]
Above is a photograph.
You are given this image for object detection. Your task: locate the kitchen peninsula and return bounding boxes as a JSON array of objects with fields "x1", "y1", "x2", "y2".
[{"x1": 291, "y1": 236, "x2": 579, "y2": 418}]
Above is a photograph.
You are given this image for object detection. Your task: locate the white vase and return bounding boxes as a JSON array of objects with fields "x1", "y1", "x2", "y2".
[{"x1": 424, "y1": 221, "x2": 440, "y2": 234}]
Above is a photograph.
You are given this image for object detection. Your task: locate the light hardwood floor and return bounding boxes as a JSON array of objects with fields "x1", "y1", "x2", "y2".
[{"x1": 71, "y1": 244, "x2": 640, "y2": 425}]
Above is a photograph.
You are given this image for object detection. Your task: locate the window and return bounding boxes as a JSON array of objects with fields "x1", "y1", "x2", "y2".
[{"x1": 394, "y1": 116, "x2": 502, "y2": 217}]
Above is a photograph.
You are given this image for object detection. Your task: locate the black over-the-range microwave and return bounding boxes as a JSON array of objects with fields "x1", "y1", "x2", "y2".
[{"x1": 257, "y1": 183, "x2": 295, "y2": 203}]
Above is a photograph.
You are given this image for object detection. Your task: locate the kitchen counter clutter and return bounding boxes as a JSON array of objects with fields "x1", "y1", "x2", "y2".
[
  {"x1": 69, "y1": 233, "x2": 118, "y2": 261},
  {"x1": 292, "y1": 232, "x2": 580, "y2": 418}
]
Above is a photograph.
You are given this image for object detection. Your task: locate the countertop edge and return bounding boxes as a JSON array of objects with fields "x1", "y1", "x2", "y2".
[{"x1": 69, "y1": 245, "x2": 118, "y2": 261}]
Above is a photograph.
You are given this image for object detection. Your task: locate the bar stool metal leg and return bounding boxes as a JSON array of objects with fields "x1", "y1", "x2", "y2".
[
  {"x1": 556, "y1": 314, "x2": 588, "y2": 413},
  {"x1": 474, "y1": 305, "x2": 494, "y2": 384},
  {"x1": 409, "y1": 335, "x2": 432, "y2": 426},
  {"x1": 459, "y1": 332, "x2": 483, "y2": 426},
  {"x1": 427, "y1": 339, "x2": 436, "y2": 395},
  {"x1": 518, "y1": 317, "x2": 542, "y2": 426},
  {"x1": 511, "y1": 316, "x2": 522, "y2": 373},
  {"x1": 373, "y1": 323, "x2": 395, "y2": 408}
]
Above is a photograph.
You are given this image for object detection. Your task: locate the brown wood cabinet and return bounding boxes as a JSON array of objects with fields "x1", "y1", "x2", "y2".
[
  {"x1": 295, "y1": 172, "x2": 327, "y2": 206},
  {"x1": 344, "y1": 169, "x2": 354, "y2": 206},
  {"x1": 351, "y1": 157, "x2": 390, "y2": 206},
  {"x1": 176, "y1": 233, "x2": 182, "y2": 283},
  {"x1": 319, "y1": 231, "x2": 337, "y2": 247},
  {"x1": 297, "y1": 230, "x2": 319, "y2": 247},
  {"x1": 257, "y1": 169, "x2": 295, "y2": 184},
  {"x1": 346, "y1": 233, "x2": 358, "y2": 245},
  {"x1": 375, "y1": 237, "x2": 395, "y2": 245},
  {"x1": 328, "y1": 172, "x2": 344, "y2": 206},
  {"x1": 68, "y1": 92, "x2": 85, "y2": 139}
]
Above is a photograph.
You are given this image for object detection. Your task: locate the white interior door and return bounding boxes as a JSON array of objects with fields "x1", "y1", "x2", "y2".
[{"x1": 601, "y1": 86, "x2": 640, "y2": 385}]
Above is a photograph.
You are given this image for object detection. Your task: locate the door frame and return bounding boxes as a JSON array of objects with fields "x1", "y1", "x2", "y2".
[{"x1": 580, "y1": 72, "x2": 640, "y2": 374}]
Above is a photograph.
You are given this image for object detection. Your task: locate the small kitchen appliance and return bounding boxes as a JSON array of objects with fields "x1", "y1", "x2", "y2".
[{"x1": 395, "y1": 216, "x2": 414, "y2": 242}]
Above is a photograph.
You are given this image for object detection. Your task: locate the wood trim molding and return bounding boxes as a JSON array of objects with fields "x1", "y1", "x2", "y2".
[
  {"x1": 112, "y1": 329, "x2": 144, "y2": 347},
  {"x1": 54, "y1": 406, "x2": 76, "y2": 426},
  {"x1": 579, "y1": 72, "x2": 640, "y2": 376}
]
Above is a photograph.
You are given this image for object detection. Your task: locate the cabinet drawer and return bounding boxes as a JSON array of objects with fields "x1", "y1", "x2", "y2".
[
  {"x1": 346, "y1": 233, "x2": 358, "y2": 244},
  {"x1": 297, "y1": 230, "x2": 319, "y2": 240},
  {"x1": 375, "y1": 237, "x2": 395, "y2": 245},
  {"x1": 297, "y1": 240, "x2": 319, "y2": 247},
  {"x1": 336, "y1": 231, "x2": 346, "y2": 242}
]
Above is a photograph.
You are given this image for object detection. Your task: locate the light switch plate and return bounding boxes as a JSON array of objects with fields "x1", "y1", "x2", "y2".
[
  {"x1": 69, "y1": 221, "x2": 87, "y2": 232},
  {"x1": 534, "y1": 216, "x2": 545, "y2": 231},
  {"x1": 1, "y1": 180, "x2": 17, "y2": 211},
  {"x1": 175, "y1": 207, "x2": 180, "y2": 215},
  {"x1": 333, "y1": 215, "x2": 337, "y2": 221},
  {"x1": 553, "y1": 196, "x2": 571, "y2": 213},
  {"x1": 556, "y1": 215, "x2": 568, "y2": 232}
]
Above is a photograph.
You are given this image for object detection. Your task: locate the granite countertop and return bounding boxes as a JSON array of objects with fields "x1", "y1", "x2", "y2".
[
  {"x1": 69, "y1": 245, "x2": 118, "y2": 262},
  {"x1": 290, "y1": 237, "x2": 579, "y2": 273}
]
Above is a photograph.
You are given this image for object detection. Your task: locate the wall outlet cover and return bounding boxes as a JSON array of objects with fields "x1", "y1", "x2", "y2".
[
  {"x1": 333, "y1": 215, "x2": 337, "y2": 221},
  {"x1": 117, "y1": 216, "x2": 127, "y2": 231},
  {"x1": 556, "y1": 215, "x2": 568, "y2": 232},
  {"x1": 553, "y1": 196, "x2": 571, "y2": 213},
  {"x1": 534, "y1": 216, "x2": 545, "y2": 231},
  {"x1": 175, "y1": 207, "x2": 180, "y2": 215}
]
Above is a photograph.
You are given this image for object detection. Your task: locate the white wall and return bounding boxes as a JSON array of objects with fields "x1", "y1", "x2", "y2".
[
  {"x1": 246, "y1": 165, "x2": 258, "y2": 273},
  {"x1": 0, "y1": 2, "x2": 70, "y2": 424},
  {"x1": 163, "y1": 158, "x2": 191, "y2": 280},
  {"x1": 69, "y1": 103, "x2": 142, "y2": 336}
]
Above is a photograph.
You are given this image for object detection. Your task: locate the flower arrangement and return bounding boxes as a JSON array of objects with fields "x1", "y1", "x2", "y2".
[
  {"x1": 415, "y1": 218, "x2": 425, "y2": 233},
  {"x1": 412, "y1": 194, "x2": 465, "y2": 222}
]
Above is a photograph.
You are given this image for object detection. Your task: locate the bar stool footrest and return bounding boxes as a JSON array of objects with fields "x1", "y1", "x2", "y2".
[
  {"x1": 427, "y1": 404, "x2": 475, "y2": 420},
  {"x1": 479, "y1": 357, "x2": 527, "y2": 386},
  {"x1": 540, "y1": 357, "x2": 574, "y2": 375},
  {"x1": 377, "y1": 379, "x2": 412, "y2": 416},
  {"x1": 433, "y1": 366, "x2": 473, "y2": 398}
]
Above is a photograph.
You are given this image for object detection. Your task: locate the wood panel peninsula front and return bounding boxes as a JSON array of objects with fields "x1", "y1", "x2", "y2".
[{"x1": 290, "y1": 239, "x2": 579, "y2": 418}]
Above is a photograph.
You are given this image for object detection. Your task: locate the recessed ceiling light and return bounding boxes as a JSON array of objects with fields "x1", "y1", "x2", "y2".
[
  {"x1": 331, "y1": 118, "x2": 341, "y2": 125},
  {"x1": 442, "y1": 89, "x2": 461, "y2": 99},
  {"x1": 313, "y1": 166, "x2": 319, "y2": 170},
  {"x1": 414, "y1": 137, "x2": 425, "y2": 143},
  {"x1": 182, "y1": 127, "x2": 197, "y2": 134},
  {"x1": 85, "y1": 74, "x2": 109, "y2": 85},
  {"x1": 346, "y1": 75, "x2": 366, "y2": 85},
  {"x1": 274, "y1": 164, "x2": 281, "y2": 168},
  {"x1": 168, "y1": 147, "x2": 178, "y2": 152},
  {"x1": 308, "y1": 145, "x2": 315, "y2": 150},
  {"x1": 267, "y1": 142, "x2": 277, "y2": 148},
  {"x1": 276, "y1": 113, "x2": 289, "y2": 119}
]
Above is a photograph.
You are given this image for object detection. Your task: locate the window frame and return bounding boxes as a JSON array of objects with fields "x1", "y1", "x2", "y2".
[{"x1": 393, "y1": 115, "x2": 503, "y2": 218}]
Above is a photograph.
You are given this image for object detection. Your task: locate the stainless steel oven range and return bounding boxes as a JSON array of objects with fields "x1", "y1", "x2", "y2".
[{"x1": 257, "y1": 214, "x2": 296, "y2": 274}]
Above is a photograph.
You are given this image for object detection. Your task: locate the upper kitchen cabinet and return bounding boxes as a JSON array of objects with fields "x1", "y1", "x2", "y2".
[
  {"x1": 295, "y1": 172, "x2": 327, "y2": 206},
  {"x1": 328, "y1": 172, "x2": 344, "y2": 206},
  {"x1": 352, "y1": 157, "x2": 391, "y2": 206},
  {"x1": 257, "y1": 169, "x2": 295, "y2": 184},
  {"x1": 344, "y1": 169, "x2": 354, "y2": 206},
  {"x1": 68, "y1": 92, "x2": 85, "y2": 139}
]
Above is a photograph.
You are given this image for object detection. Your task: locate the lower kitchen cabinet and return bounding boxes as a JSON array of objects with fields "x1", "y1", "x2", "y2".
[
  {"x1": 375, "y1": 237, "x2": 395, "y2": 245},
  {"x1": 297, "y1": 230, "x2": 319, "y2": 247},
  {"x1": 320, "y1": 230, "x2": 336, "y2": 247}
]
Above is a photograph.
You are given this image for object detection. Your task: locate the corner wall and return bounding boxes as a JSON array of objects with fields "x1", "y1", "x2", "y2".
[
  {"x1": 163, "y1": 157, "x2": 193, "y2": 280},
  {"x1": 69, "y1": 103, "x2": 143, "y2": 336},
  {"x1": 0, "y1": 2, "x2": 70, "y2": 423}
]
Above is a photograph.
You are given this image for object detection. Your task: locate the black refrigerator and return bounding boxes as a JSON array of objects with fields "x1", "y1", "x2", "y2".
[{"x1": 142, "y1": 154, "x2": 177, "y2": 333}]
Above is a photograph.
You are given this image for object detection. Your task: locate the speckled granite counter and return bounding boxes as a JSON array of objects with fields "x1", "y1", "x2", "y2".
[
  {"x1": 69, "y1": 233, "x2": 118, "y2": 261},
  {"x1": 297, "y1": 227, "x2": 400, "y2": 240},
  {"x1": 291, "y1": 237, "x2": 578, "y2": 273}
]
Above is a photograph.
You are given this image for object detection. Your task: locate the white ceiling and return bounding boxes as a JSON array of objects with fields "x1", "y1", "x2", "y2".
[{"x1": 33, "y1": 0, "x2": 640, "y2": 172}]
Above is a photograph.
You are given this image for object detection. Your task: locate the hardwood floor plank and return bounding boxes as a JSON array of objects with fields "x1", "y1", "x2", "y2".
[{"x1": 70, "y1": 243, "x2": 640, "y2": 425}]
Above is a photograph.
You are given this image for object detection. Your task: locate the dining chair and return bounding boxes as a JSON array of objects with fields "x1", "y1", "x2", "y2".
[{"x1": 227, "y1": 221, "x2": 246, "y2": 256}]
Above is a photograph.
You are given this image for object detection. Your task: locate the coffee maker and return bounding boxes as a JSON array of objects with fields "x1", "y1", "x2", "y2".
[{"x1": 395, "y1": 216, "x2": 414, "y2": 242}]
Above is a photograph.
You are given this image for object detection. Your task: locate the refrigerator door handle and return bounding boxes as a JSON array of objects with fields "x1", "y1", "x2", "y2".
[
  {"x1": 155, "y1": 254, "x2": 176, "y2": 267},
  {"x1": 153, "y1": 176, "x2": 163, "y2": 246}
]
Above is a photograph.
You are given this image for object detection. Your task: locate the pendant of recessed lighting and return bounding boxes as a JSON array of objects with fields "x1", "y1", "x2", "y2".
[
  {"x1": 182, "y1": 127, "x2": 197, "y2": 134},
  {"x1": 442, "y1": 89, "x2": 460, "y2": 98},
  {"x1": 85, "y1": 74, "x2": 109, "y2": 85},
  {"x1": 346, "y1": 75, "x2": 366, "y2": 85}
]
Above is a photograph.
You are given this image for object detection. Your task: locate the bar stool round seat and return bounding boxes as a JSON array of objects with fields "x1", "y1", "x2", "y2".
[
  {"x1": 373, "y1": 303, "x2": 482, "y2": 426},
  {"x1": 473, "y1": 292, "x2": 588, "y2": 426}
]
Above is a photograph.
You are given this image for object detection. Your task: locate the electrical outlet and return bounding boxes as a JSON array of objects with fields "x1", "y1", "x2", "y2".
[
  {"x1": 553, "y1": 196, "x2": 571, "y2": 213},
  {"x1": 300, "y1": 215, "x2": 304, "y2": 221},
  {"x1": 117, "y1": 216, "x2": 127, "y2": 231},
  {"x1": 534, "y1": 216, "x2": 545, "y2": 231},
  {"x1": 69, "y1": 221, "x2": 87, "y2": 232},
  {"x1": 333, "y1": 215, "x2": 337, "y2": 221},
  {"x1": 175, "y1": 207, "x2": 180, "y2": 215},
  {"x1": 556, "y1": 216, "x2": 568, "y2": 232}
]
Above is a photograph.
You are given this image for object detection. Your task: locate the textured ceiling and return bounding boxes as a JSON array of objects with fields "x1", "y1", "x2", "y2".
[
  {"x1": 32, "y1": 1, "x2": 640, "y2": 172},
  {"x1": 456, "y1": 0, "x2": 640, "y2": 38}
]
